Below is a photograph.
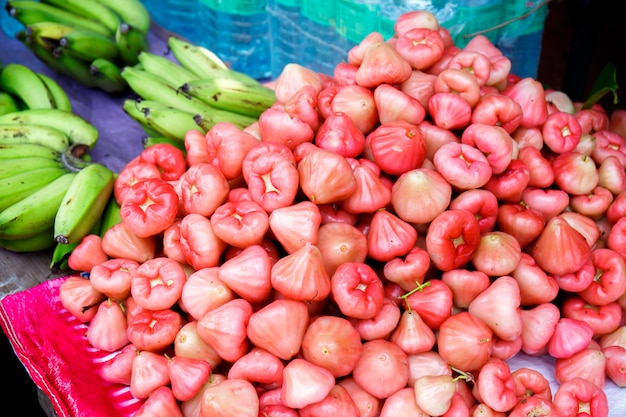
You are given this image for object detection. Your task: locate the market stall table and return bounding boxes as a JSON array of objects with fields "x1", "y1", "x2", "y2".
[{"x1": 1, "y1": 17, "x2": 626, "y2": 417}]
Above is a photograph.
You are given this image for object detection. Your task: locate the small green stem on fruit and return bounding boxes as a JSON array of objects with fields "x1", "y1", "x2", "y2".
[
  {"x1": 450, "y1": 366, "x2": 474, "y2": 383},
  {"x1": 399, "y1": 281, "x2": 432, "y2": 304},
  {"x1": 81, "y1": 296, "x2": 106, "y2": 313},
  {"x1": 594, "y1": 268, "x2": 605, "y2": 283}
]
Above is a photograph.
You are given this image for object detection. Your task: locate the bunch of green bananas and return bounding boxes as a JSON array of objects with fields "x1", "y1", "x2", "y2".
[
  {"x1": 121, "y1": 36, "x2": 277, "y2": 150},
  {"x1": 0, "y1": 64, "x2": 116, "y2": 255},
  {"x1": 4, "y1": 0, "x2": 151, "y2": 93}
]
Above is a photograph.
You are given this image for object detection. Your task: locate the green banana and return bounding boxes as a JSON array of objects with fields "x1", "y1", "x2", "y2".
[
  {"x1": 168, "y1": 36, "x2": 229, "y2": 75},
  {"x1": 58, "y1": 29, "x2": 120, "y2": 63},
  {"x1": 122, "y1": 98, "x2": 201, "y2": 141},
  {"x1": 193, "y1": 106, "x2": 259, "y2": 131},
  {"x1": 53, "y1": 162, "x2": 115, "y2": 245},
  {"x1": 0, "y1": 166, "x2": 68, "y2": 212},
  {"x1": 95, "y1": 0, "x2": 151, "y2": 34},
  {"x1": 0, "y1": 156, "x2": 64, "y2": 180},
  {"x1": 36, "y1": 72, "x2": 72, "y2": 112},
  {"x1": 0, "y1": 143, "x2": 61, "y2": 160},
  {"x1": 0, "y1": 63, "x2": 56, "y2": 110},
  {"x1": 6, "y1": 0, "x2": 113, "y2": 37},
  {"x1": 116, "y1": 23, "x2": 149, "y2": 66},
  {"x1": 143, "y1": 136, "x2": 187, "y2": 152},
  {"x1": 99, "y1": 193, "x2": 121, "y2": 236},
  {"x1": 17, "y1": 30, "x2": 99, "y2": 89},
  {"x1": 0, "y1": 108, "x2": 99, "y2": 149},
  {"x1": 23, "y1": 20, "x2": 75, "y2": 44},
  {"x1": 137, "y1": 51, "x2": 199, "y2": 87},
  {"x1": 0, "y1": 92, "x2": 21, "y2": 116},
  {"x1": 167, "y1": 36, "x2": 259, "y2": 84},
  {"x1": 121, "y1": 66, "x2": 214, "y2": 114},
  {"x1": 50, "y1": 187, "x2": 113, "y2": 271},
  {"x1": 0, "y1": 172, "x2": 77, "y2": 239},
  {"x1": 89, "y1": 57, "x2": 127, "y2": 94},
  {"x1": 0, "y1": 227, "x2": 56, "y2": 252},
  {"x1": 180, "y1": 78, "x2": 276, "y2": 118},
  {"x1": 50, "y1": 240, "x2": 79, "y2": 272},
  {"x1": 40, "y1": 0, "x2": 121, "y2": 35},
  {"x1": 0, "y1": 123, "x2": 70, "y2": 152}
]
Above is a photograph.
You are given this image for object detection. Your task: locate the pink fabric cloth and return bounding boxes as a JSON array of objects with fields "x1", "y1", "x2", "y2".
[{"x1": 0, "y1": 276, "x2": 142, "y2": 417}]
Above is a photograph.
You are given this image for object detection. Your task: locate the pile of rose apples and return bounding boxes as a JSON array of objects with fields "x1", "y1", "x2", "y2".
[{"x1": 59, "y1": 10, "x2": 626, "y2": 417}]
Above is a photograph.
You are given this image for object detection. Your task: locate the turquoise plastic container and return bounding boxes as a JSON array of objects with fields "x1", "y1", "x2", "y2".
[
  {"x1": 142, "y1": 0, "x2": 201, "y2": 44},
  {"x1": 268, "y1": 0, "x2": 301, "y2": 78},
  {"x1": 444, "y1": 0, "x2": 504, "y2": 48},
  {"x1": 335, "y1": 0, "x2": 382, "y2": 53},
  {"x1": 198, "y1": 0, "x2": 272, "y2": 80},
  {"x1": 1, "y1": 0, "x2": 25, "y2": 37},
  {"x1": 300, "y1": 0, "x2": 345, "y2": 76},
  {"x1": 496, "y1": 0, "x2": 549, "y2": 79}
]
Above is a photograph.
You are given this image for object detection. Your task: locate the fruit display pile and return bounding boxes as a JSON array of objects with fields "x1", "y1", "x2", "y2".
[{"x1": 1, "y1": 5, "x2": 626, "y2": 417}]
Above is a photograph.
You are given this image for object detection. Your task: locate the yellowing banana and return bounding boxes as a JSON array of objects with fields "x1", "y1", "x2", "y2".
[{"x1": 54, "y1": 162, "x2": 115, "y2": 245}]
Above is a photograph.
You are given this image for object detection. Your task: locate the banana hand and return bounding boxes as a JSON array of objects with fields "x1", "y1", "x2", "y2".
[
  {"x1": 58, "y1": 29, "x2": 120, "y2": 63},
  {"x1": 6, "y1": 0, "x2": 113, "y2": 37},
  {"x1": 121, "y1": 66, "x2": 214, "y2": 114}
]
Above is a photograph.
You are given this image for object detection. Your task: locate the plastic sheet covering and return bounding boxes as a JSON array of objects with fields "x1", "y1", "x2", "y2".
[{"x1": 0, "y1": 277, "x2": 144, "y2": 417}]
